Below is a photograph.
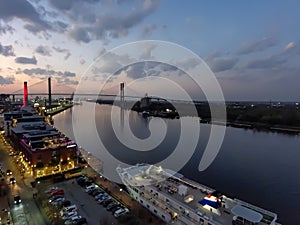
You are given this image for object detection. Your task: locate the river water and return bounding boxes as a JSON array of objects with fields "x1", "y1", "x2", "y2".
[{"x1": 54, "y1": 101, "x2": 300, "y2": 224}]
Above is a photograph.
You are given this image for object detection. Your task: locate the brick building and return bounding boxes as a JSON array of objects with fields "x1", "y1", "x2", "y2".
[{"x1": 4, "y1": 108, "x2": 78, "y2": 177}]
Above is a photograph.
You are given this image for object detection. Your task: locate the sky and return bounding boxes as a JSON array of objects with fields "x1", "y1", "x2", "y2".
[{"x1": 0, "y1": 0, "x2": 300, "y2": 101}]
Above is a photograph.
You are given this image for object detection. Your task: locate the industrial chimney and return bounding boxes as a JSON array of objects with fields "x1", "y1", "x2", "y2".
[{"x1": 23, "y1": 81, "x2": 28, "y2": 107}]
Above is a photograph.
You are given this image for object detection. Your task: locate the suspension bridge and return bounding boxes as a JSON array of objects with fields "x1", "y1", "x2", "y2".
[{"x1": 7, "y1": 78, "x2": 142, "y2": 99}]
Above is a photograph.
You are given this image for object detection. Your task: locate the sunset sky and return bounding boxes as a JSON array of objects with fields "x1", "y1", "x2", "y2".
[{"x1": 0, "y1": 0, "x2": 300, "y2": 101}]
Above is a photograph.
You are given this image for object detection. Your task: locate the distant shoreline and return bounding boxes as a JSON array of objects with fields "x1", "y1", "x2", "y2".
[
  {"x1": 93, "y1": 99, "x2": 300, "y2": 135},
  {"x1": 206, "y1": 120, "x2": 300, "y2": 135}
]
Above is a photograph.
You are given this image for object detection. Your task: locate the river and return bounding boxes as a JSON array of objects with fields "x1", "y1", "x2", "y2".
[{"x1": 54, "y1": 101, "x2": 300, "y2": 224}]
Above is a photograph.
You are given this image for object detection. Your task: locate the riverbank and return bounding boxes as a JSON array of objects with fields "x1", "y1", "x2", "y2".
[
  {"x1": 95, "y1": 99, "x2": 300, "y2": 135},
  {"x1": 206, "y1": 120, "x2": 300, "y2": 135},
  {"x1": 44, "y1": 103, "x2": 74, "y2": 116}
]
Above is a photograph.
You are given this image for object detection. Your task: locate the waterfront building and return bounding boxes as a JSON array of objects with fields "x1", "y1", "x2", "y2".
[{"x1": 4, "y1": 107, "x2": 78, "y2": 177}]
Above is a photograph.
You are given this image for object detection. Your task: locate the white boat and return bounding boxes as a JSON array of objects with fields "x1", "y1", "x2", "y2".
[{"x1": 117, "y1": 163, "x2": 279, "y2": 225}]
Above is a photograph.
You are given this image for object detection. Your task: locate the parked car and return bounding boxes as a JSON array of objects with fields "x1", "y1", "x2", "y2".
[
  {"x1": 90, "y1": 189, "x2": 103, "y2": 196},
  {"x1": 51, "y1": 197, "x2": 65, "y2": 205},
  {"x1": 95, "y1": 193, "x2": 107, "y2": 200},
  {"x1": 85, "y1": 184, "x2": 96, "y2": 192},
  {"x1": 14, "y1": 195, "x2": 21, "y2": 205},
  {"x1": 51, "y1": 189, "x2": 65, "y2": 197},
  {"x1": 6, "y1": 169, "x2": 12, "y2": 176},
  {"x1": 73, "y1": 217, "x2": 87, "y2": 225},
  {"x1": 60, "y1": 205, "x2": 77, "y2": 216},
  {"x1": 9, "y1": 177, "x2": 16, "y2": 184},
  {"x1": 62, "y1": 211, "x2": 78, "y2": 220},
  {"x1": 102, "y1": 199, "x2": 114, "y2": 207},
  {"x1": 49, "y1": 195, "x2": 64, "y2": 203},
  {"x1": 44, "y1": 186, "x2": 59, "y2": 193},
  {"x1": 111, "y1": 206, "x2": 122, "y2": 214},
  {"x1": 64, "y1": 215, "x2": 81, "y2": 225},
  {"x1": 106, "y1": 202, "x2": 119, "y2": 211},
  {"x1": 97, "y1": 196, "x2": 111, "y2": 204},
  {"x1": 114, "y1": 207, "x2": 129, "y2": 217},
  {"x1": 61, "y1": 200, "x2": 72, "y2": 207},
  {"x1": 76, "y1": 177, "x2": 86, "y2": 185}
]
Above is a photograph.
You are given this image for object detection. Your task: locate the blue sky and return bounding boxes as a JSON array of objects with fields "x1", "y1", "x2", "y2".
[{"x1": 0, "y1": 0, "x2": 300, "y2": 101}]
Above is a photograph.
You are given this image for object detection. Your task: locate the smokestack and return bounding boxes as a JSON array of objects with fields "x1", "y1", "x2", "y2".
[
  {"x1": 48, "y1": 77, "x2": 51, "y2": 108},
  {"x1": 23, "y1": 81, "x2": 28, "y2": 107}
]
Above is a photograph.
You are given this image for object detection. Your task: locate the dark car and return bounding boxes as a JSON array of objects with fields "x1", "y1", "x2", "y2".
[
  {"x1": 73, "y1": 217, "x2": 87, "y2": 225},
  {"x1": 6, "y1": 169, "x2": 12, "y2": 176},
  {"x1": 9, "y1": 177, "x2": 16, "y2": 184},
  {"x1": 62, "y1": 200, "x2": 72, "y2": 207},
  {"x1": 106, "y1": 202, "x2": 119, "y2": 211},
  {"x1": 76, "y1": 178, "x2": 86, "y2": 186},
  {"x1": 49, "y1": 195, "x2": 64, "y2": 203},
  {"x1": 102, "y1": 199, "x2": 113, "y2": 207},
  {"x1": 91, "y1": 189, "x2": 103, "y2": 196},
  {"x1": 14, "y1": 195, "x2": 21, "y2": 204}
]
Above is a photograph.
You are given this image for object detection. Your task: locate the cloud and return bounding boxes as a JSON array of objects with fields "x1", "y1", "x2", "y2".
[
  {"x1": 15, "y1": 56, "x2": 37, "y2": 64},
  {"x1": 0, "y1": 42, "x2": 15, "y2": 56},
  {"x1": 0, "y1": 22, "x2": 14, "y2": 35},
  {"x1": 176, "y1": 58, "x2": 200, "y2": 70},
  {"x1": 62, "y1": 71, "x2": 76, "y2": 77},
  {"x1": 80, "y1": 58, "x2": 86, "y2": 65},
  {"x1": 35, "y1": 45, "x2": 51, "y2": 56},
  {"x1": 209, "y1": 57, "x2": 238, "y2": 72},
  {"x1": 116, "y1": 61, "x2": 179, "y2": 79},
  {"x1": 139, "y1": 42, "x2": 156, "y2": 59},
  {"x1": 52, "y1": 46, "x2": 71, "y2": 60},
  {"x1": 204, "y1": 51, "x2": 224, "y2": 62},
  {"x1": 283, "y1": 41, "x2": 300, "y2": 55},
  {"x1": 69, "y1": 26, "x2": 91, "y2": 43},
  {"x1": 142, "y1": 23, "x2": 157, "y2": 37},
  {"x1": 22, "y1": 68, "x2": 55, "y2": 76},
  {"x1": 285, "y1": 42, "x2": 295, "y2": 51},
  {"x1": 237, "y1": 37, "x2": 276, "y2": 55},
  {"x1": 22, "y1": 68, "x2": 76, "y2": 78},
  {"x1": 48, "y1": 0, "x2": 74, "y2": 11},
  {"x1": 68, "y1": 0, "x2": 160, "y2": 43},
  {"x1": 93, "y1": 47, "x2": 106, "y2": 61},
  {"x1": 0, "y1": 75, "x2": 15, "y2": 85},
  {"x1": 245, "y1": 55, "x2": 286, "y2": 69},
  {"x1": 89, "y1": 50, "x2": 133, "y2": 79},
  {"x1": 0, "y1": 0, "x2": 51, "y2": 34},
  {"x1": 55, "y1": 77, "x2": 78, "y2": 85}
]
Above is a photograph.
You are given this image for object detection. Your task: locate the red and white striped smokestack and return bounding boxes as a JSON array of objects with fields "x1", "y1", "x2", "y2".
[{"x1": 23, "y1": 81, "x2": 28, "y2": 107}]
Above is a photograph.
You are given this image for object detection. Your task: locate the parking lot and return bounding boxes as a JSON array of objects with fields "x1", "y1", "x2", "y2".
[{"x1": 37, "y1": 176, "x2": 133, "y2": 225}]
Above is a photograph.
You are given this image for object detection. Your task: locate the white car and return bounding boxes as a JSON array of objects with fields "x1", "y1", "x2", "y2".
[
  {"x1": 114, "y1": 207, "x2": 129, "y2": 217},
  {"x1": 62, "y1": 211, "x2": 78, "y2": 220},
  {"x1": 60, "y1": 205, "x2": 77, "y2": 216},
  {"x1": 64, "y1": 215, "x2": 81, "y2": 225},
  {"x1": 51, "y1": 197, "x2": 65, "y2": 205},
  {"x1": 85, "y1": 184, "x2": 96, "y2": 192}
]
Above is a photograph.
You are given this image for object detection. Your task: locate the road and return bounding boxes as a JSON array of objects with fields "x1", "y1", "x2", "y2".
[{"x1": 0, "y1": 134, "x2": 49, "y2": 225}]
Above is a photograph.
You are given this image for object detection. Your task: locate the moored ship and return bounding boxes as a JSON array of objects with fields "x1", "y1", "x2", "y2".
[{"x1": 117, "y1": 163, "x2": 280, "y2": 225}]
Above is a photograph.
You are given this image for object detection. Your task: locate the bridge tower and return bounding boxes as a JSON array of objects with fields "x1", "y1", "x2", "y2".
[
  {"x1": 120, "y1": 82, "x2": 125, "y2": 108},
  {"x1": 48, "y1": 77, "x2": 52, "y2": 108},
  {"x1": 120, "y1": 82, "x2": 125, "y2": 129}
]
